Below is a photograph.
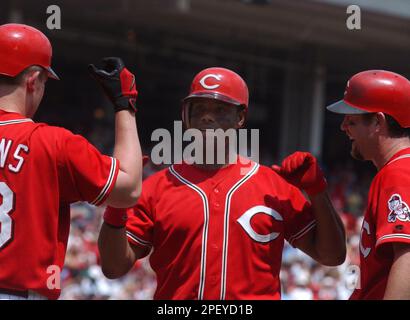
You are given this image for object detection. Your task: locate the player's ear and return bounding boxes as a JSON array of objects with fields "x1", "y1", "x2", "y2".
[
  {"x1": 25, "y1": 70, "x2": 42, "y2": 92},
  {"x1": 237, "y1": 108, "x2": 246, "y2": 128},
  {"x1": 374, "y1": 112, "x2": 387, "y2": 132}
]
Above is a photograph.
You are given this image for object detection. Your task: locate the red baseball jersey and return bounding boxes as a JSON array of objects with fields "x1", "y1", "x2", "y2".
[
  {"x1": 0, "y1": 110, "x2": 119, "y2": 299},
  {"x1": 126, "y1": 156, "x2": 316, "y2": 299},
  {"x1": 350, "y1": 148, "x2": 410, "y2": 299}
]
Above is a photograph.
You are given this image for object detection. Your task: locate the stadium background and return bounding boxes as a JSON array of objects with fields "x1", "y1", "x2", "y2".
[{"x1": 1, "y1": 0, "x2": 410, "y2": 299}]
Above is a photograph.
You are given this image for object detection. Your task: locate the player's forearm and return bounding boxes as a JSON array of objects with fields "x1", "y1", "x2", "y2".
[
  {"x1": 90, "y1": 58, "x2": 141, "y2": 206},
  {"x1": 98, "y1": 223, "x2": 136, "y2": 279},
  {"x1": 113, "y1": 110, "x2": 143, "y2": 196},
  {"x1": 309, "y1": 191, "x2": 346, "y2": 266},
  {"x1": 383, "y1": 244, "x2": 410, "y2": 299}
]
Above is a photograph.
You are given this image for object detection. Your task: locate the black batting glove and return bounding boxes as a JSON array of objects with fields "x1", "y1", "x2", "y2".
[{"x1": 88, "y1": 57, "x2": 138, "y2": 112}]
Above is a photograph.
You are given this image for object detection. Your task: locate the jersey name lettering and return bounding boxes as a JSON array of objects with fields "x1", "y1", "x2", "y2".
[{"x1": 0, "y1": 138, "x2": 29, "y2": 173}]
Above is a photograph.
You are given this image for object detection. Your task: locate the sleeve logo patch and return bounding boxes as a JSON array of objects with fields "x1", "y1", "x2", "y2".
[{"x1": 388, "y1": 194, "x2": 410, "y2": 223}]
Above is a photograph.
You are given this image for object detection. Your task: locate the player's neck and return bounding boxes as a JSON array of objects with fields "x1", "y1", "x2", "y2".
[
  {"x1": 373, "y1": 137, "x2": 410, "y2": 170},
  {"x1": 193, "y1": 162, "x2": 230, "y2": 171},
  {"x1": 192, "y1": 150, "x2": 239, "y2": 171},
  {"x1": 0, "y1": 90, "x2": 29, "y2": 117}
]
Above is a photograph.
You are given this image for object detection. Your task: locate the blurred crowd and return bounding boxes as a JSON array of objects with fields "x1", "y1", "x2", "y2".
[
  {"x1": 60, "y1": 158, "x2": 372, "y2": 300},
  {"x1": 60, "y1": 203, "x2": 157, "y2": 300}
]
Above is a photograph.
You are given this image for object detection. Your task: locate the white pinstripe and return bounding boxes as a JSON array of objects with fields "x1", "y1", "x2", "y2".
[
  {"x1": 377, "y1": 233, "x2": 410, "y2": 245},
  {"x1": 169, "y1": 162, "x2": 260, "y2": 300},
  {"x1": 385, "y1": 154, "x2": 410, "y2": 166},
  {"x1": 0, "y1": 119, "x2": 33, "y2": 126},
  {"x1": 90, "y1": 157, "x2": 117, "y2": 205},
  {"x1": 288, "y1": 220, "x2": 317, "y2": 246},
  {"x1": 220, "y1": 162, "x2": 259, "y2": 300},
  {"x1": 169, "y1": 165, "x2": 210, "y2": 300},
  {"x1": 126, "y1": 231, "x2": 152, "y2": 247}
]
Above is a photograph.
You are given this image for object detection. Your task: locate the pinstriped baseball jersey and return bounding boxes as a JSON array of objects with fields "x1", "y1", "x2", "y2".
[
  {"x1": 350, "y1": 148, "x2": 410, "y2": 300},
  {"x1": 126, "y1": 156, "x2": 316, "y2": 299},
  {"x1": 0, "y1": 110, "x2": 119, "y2": 299}
]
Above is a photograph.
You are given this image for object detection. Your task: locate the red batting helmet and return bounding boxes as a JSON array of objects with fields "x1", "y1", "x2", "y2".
[
  {"x1": 0, "y1": 23, "x2": 59, "y2": 80},
  {"x1": 182, "y1": 67, "x2": 249, "y2": 125},
  {"x1": 326, "y1": 70, "x2": 410, "y2": 128}
]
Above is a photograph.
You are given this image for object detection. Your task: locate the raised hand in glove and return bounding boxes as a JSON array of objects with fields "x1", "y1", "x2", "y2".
[
  {"x1": 88, "y1": 57, "x2": 138, "y2": 112},
  {"x1": 272, "y1": 151, "x2": 327, "y2": 196}
]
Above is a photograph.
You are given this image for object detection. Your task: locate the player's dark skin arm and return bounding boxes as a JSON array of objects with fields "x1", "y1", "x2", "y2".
[
  {"x1": 294, "y1": 191, "x2": 347, "y2": 266},
  {"x1": 383, "y1": 243, "x2": 410, "y2": 299},
  {"x1": 98, "y1": 223, "x2": 147, "y2": 279},
  {"x1": 273, "y1": 152, "x2": 346, "y2": 266}
]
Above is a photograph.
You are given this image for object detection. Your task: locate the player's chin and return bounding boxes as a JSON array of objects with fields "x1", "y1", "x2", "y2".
[{"x1": 351, "y1": 146, "x2": 365, "y2": 161}]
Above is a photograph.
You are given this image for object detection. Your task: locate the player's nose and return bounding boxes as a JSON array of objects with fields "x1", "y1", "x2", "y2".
[
  {"x1": 340, "y1": 116, "x2": 348, "y2": 132},
  {"x1": 200, "y1": 112, "x2": 216, "y2": 124}
]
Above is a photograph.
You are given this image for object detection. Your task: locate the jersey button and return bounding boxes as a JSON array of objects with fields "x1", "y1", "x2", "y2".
[
  {"x1": 214, "y1": 188, "x2": 219, "y2": 194},
  {"x1": 214, "y1": 202, "x2": 220, "y2": 208}
]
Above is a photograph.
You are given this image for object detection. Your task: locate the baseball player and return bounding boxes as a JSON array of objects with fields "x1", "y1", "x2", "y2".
[
  {"x1": 0, "y1": 24, "x2": 143, "y2": 299},
  {"x1": 327, "y1": 70, "x2": 410, "y2": 299},
  {"x1": 98, "y1": 67, "x2": 346, "y2": 299}
]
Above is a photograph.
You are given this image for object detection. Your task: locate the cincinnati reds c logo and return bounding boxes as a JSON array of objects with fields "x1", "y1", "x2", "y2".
[
  {"x1": 237, "y1": 205, "x2": 283, "y2": 243},
  {"x1": 359, "y1": 220, "x2": 371, "y2": 258},
  {"x1": 199, "y1": 74, "x2": 222, "y2": 90}
]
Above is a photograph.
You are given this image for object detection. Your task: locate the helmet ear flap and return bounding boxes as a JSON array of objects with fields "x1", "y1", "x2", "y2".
[{"x1": 182, "y1": 100, "x2": 191, "y2": 129}]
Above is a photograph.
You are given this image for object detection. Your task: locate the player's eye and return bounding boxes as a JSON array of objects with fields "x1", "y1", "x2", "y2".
[
  {"x1": 190, "y1": 105, "x2": 203, "y2": 115},
  {"x1": 216, "y1": 106, "x2": 225, "y2": 113}
]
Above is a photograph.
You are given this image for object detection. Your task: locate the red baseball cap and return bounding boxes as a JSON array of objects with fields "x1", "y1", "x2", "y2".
[{"x1": 327, "y1": 70, "x2": 410, "y2": 128}]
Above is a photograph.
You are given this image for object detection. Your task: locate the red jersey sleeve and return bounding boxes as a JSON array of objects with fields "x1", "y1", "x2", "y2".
[
  {"x1": 374, "y1": 169, "x2": 410, "y2": 250},
  {"x1": 282, "y1": 183, "x2": 316, "y2": 247},
  {"x1": 54, "y1": 128, "x2": 119, "y2": 206},
  {"x1": 126, "y1": 179, "x2": 155, "y2": 256}
]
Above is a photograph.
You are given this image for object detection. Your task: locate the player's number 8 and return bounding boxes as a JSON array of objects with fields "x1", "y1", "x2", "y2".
[{"x1": 0, "y1": 182, "x2": 14, "y2": 249}]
